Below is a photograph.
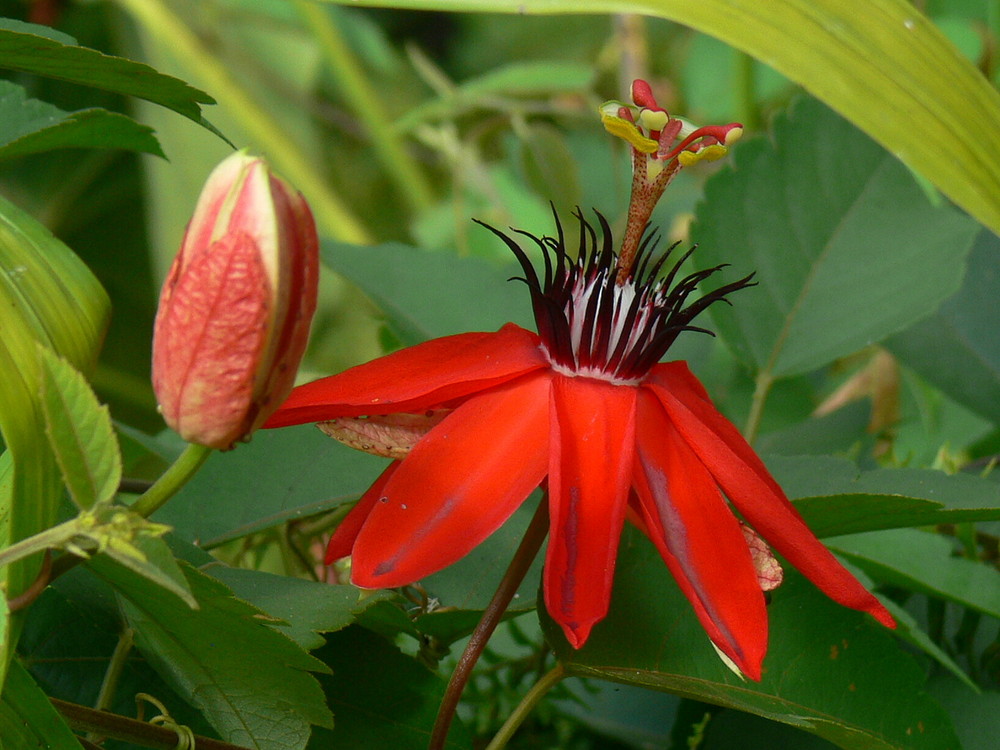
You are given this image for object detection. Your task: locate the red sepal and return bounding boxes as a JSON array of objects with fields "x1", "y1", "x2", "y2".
[
  {"x1": 350, "y1": 373, "x2": 551, "y2": 588},
  {"x1": 633, "y1": 390, "x2": 767, "y2": 680},
  {"x1": 325, "y1": 461, "x2": 399, "y2": 564},
  {"x1": 265, "y1": 324, "x2": 545, "y2": 427},
  {"x1": 648, "y1": 363, "x2": 895, "y2": 629}
]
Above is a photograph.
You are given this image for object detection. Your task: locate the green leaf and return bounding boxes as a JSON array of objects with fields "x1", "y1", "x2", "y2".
[
  {"x1": 0, "y1": 659, "x2": 82, "y2": 750},
  {"x1": 692, "y1": 96, "x2": 978, "y2": 378},
  {"x1": 99, "y1": 532, "x2": 197, "y2": 609},
  {"x1": 320, "y1": 0, "x2": 1000, "y2": 240},
  {"x1": 0, "y1": 80, "x2": 163, "y2": 159},
  {"x1": 38, "y1": 347, "x2": 121, "y2": 510},
  {"x1": 882, "y1": 605, "x2": 977, "y2": 694},
  {"x1": 0, "y1": 189, "x2": 108, "y2": 680},
  {"x1": 757, "y1": 401, "x2": 874, "y2": 458},
  {"x1": 769, "y1": 456, "x2": 1000, "y2": 537},
  {"x1": 208, "y1": 567, "x2": 393, "y2": 651},
  {"x1": 887, "y1": 229, "x2": 1000, "y2": 425},
  {"x1": 845, "y1": 566, "x2": 976, "y2": 692},
  {"x1": 323, "y1": 240, "x2": 532, "y2": 345},
  {"x1": 927, "y1": 677, "x2": 1000, "y2": 750},
  {"x1": 544, "y1": 528, "x2": 960, "y2": 750},
  {"x1": 89, "y1": 557, "x2": 333, "y2": 750},
  {"x1": 828, "y1": 529, "x2": 1000, "y2": 619},
  {"x1": 0, "y1": 17, "x2": 75, "y2": 45},
  {"x1": 18, "y1": 565, "x2": 219, "y2": 739},
  {"x1": 0, "y1": 20, "x2": 218, "y2": 134},
  {"x1": 308, "y1": 626, "x2": 472, "y2": 749},
  {"x1": 155, "y1": 424, "x2": 385, "y2": 548}
]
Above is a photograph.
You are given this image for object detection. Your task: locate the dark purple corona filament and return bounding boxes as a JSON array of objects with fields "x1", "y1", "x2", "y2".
[{"x1": 477, "y1": 210, "x2": 755, "y2": 385}]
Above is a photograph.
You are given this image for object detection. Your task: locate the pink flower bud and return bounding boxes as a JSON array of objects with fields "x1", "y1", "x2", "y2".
[{"x1": 152, "y1": 152, "x2": 319, "y2": 450}]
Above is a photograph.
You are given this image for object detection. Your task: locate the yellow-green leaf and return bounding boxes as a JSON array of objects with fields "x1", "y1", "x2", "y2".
[{"x1": 0, "y1": 191, "x2": 109, "y2": 683}]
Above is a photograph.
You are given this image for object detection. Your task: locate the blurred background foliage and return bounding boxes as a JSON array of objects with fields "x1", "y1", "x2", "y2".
[{"x1": 2, "y1": 1, "x2": 1000, "y2": 747}]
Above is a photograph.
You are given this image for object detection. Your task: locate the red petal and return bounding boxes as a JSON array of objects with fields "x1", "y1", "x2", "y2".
[
  {"x1": 633, "y1": 391, "x2": 767, "y2": 680},
  {"x1": 648, "y1": 363, "x2": 895, "y2": 629},
  {"x1": 545, "y1": 375, "x2": 636, "y2": 648},
  {"x1": 350, "y1": 373, "x2": 551, "y2": 588},
  {"x1": 264, "y1": 324, "x2": 546, "y2": 427},
  {"x1": 325, "y1": 461, "x2": 399, "y2": 564}
]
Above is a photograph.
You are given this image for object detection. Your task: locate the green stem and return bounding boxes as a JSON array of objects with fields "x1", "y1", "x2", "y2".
[
  {"x1": 292, "y1": 0, "x2": 435, "y2": 214},
  {"x1": 114, "y1": 0, "x2": 373, "y2": 244},
  {"x1": 0, "y1": 518, "x2": 81, "y2": 571},
  {"x1": 429, "y1": 497, "x2": 550, "y2": 750},
  {"x1": 484, "y1": 663, "x2": 565, "y2": 750},
  {"x1": 87, "y1": 628, "x2": 135, "y2": 744},
  {"x1": 955, "y1": 522, "x2": 978, "y2": 559},
  {"x1": 735, "y1": 51, "x2": 759, "y2": 131},
  {"x1": 743, "y1": 370, "x2": 774, "y2": 445},
  {"x1": 94, "y1": 628, "x2": 134, "y2": 713},
  {"x1": 129, "y1": 443, "x2": 212, "y2": 518}
]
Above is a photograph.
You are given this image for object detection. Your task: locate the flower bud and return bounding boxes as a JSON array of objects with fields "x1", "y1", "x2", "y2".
[{"x1": 152, "y1": 152, "x2": 319, "y2": 450}]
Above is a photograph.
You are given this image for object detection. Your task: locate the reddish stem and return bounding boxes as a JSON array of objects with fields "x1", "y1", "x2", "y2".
[{"x1": 428, "y1": 498, "x2": 550, "y2": 750}]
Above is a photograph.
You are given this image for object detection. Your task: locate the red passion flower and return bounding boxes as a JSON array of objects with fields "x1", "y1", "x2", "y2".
[{"x1": 265, "y1": 210, "x2": 894, "y2": 680}]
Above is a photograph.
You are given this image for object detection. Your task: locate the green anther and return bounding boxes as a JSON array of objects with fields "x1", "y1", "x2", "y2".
[{"x1": 637, "y1": 108, "x2": 669, "y2": 131}]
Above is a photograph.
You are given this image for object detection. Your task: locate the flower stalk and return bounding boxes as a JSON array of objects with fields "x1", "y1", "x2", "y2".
[
  {"x1": 52, "y1": 698, "x2": 246, "y2": 750},
  {"x1": 429, "y1": 498, "x2": 550, "y2": 750},
  {"x1": 128, "y1": 443, "x2": 213, "y2": 519},
  {"x1": 484, "y1": 663, "x2": 566, "y2": 750}
]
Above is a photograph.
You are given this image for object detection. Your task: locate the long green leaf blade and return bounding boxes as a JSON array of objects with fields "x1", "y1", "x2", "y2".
[
  {"x1": 0, "y1": 191, "x2": 108, "y2": 684},
  {"x1": 0, "y1": 659, "x2": 81, "y2": 750}
]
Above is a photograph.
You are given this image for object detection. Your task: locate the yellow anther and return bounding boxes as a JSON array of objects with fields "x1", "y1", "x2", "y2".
[
  {"x1": 601, "y1": 114, "x2": 659, "y2": 153},
  {"x1": 677, "y1": 144, "x2": 728, "y2": 167},
  {"x1": 724, "y1": 126, "x2": 744, "y2": 146}
]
